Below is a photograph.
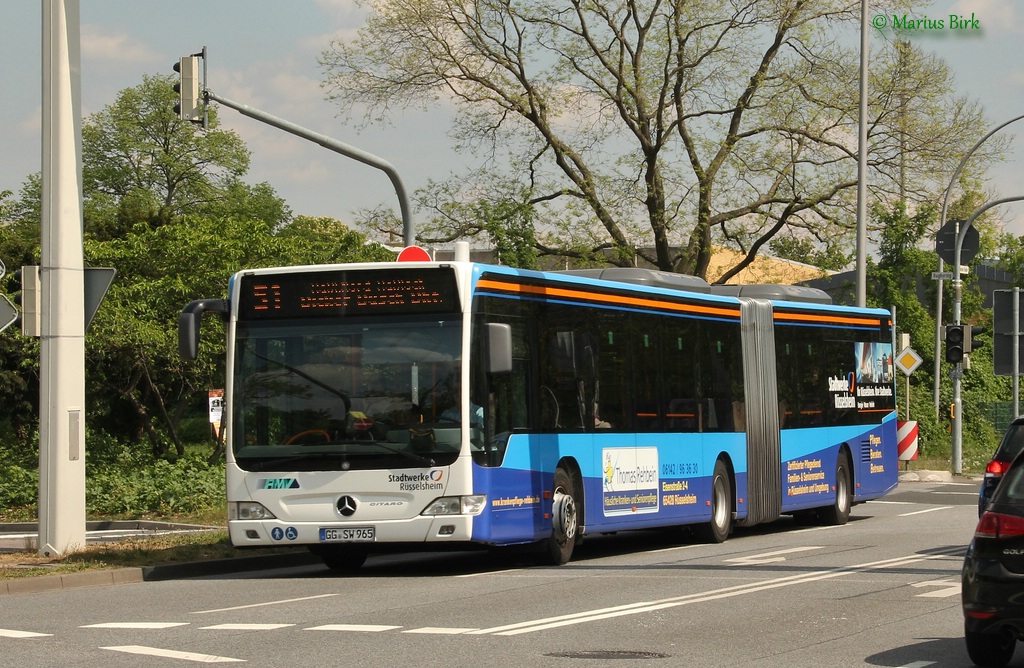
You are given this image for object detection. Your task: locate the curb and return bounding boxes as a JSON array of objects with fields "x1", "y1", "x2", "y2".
[
  {"x1": 899, "y1": 469, "x2": 954, "y2": 482},
  {"x1": 1, "y1": 552, "x2": 322, "y2": 597}
]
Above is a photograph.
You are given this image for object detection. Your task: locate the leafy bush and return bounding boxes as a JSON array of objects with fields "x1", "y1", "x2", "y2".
[
  {"x1": 86, "y1": 451, "x2": 223, "y2": 517},
  {"x1": 0, "y1": 430, "x2": 224, "y2": 521},
  {"x1": 0, "y1": 463, "x2": 38, "y2": 509}
]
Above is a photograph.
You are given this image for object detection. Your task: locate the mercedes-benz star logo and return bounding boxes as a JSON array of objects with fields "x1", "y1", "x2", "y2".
[{"x1": 337, "y1": 495, "x2": 358, "y2": 517}]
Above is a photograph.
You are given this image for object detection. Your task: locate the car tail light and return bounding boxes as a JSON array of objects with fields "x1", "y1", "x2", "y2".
[
  {"x1": 976, "y1": 511, "x2": 1024, "y2": 539},
  {"x1": 986, "y1": 460, "x2": 1010, "y2": 476}
]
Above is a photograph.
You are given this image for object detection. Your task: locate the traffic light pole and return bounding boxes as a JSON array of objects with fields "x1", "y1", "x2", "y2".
[
  {"x1": 934, "y1": 113, "x2": 1024, "y2": 419},
  {"x1": 203, "y1": 90, "x2": 416, "y2": 248},
  {"x1": 951, "y1": 195, "x2": 1024, "y2": 474}
]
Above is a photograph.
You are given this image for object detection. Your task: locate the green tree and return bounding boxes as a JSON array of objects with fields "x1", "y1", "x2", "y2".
[
  {"x1": 84, "y1": 215, "x2": 392, "y2": 456},
  {"x1": 769, "y1": 234, "x2": 851, "y2": 273},
  {"x1": 322, "y1": 0, "x2": 995, "y2": 279},
  {"x1": 81, "y1": 74, "x2": 255, "y2": 238}
]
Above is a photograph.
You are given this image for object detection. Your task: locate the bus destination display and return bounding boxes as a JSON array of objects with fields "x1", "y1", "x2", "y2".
[{"x1": 239, "y1": 268, "x2": 459, "y2": 319}]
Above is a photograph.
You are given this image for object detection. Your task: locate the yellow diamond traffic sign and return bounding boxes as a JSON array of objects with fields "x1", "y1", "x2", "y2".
[{"x1": 895, "y1": 347, "x2": 923, "y2": 376}]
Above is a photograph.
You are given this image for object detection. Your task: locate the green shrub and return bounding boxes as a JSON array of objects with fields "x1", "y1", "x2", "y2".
[
  {"x1": 86, "y1": 451, "x2": 224, "y2": 517},
  {"x1": 0, "y1": 463, "x2": 38, "y2": 508}
]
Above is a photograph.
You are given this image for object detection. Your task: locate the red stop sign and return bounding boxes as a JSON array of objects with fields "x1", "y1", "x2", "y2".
[{"x1": 397, "y1": 246, "x2": 431, "y2": 262}]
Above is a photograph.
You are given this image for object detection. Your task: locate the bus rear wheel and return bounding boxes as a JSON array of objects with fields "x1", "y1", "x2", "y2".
[
  {"x1": 695, "y1": 460, "x2": 732, "y2": 543},
  {"x1": 543, "y1": 467, "x2": 579, "y2": 565},
  {"x1": 819, "y1": 454, "x2": 852, "y2": 525}
]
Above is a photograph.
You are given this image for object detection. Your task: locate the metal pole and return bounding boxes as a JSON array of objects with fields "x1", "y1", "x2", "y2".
[
  {"x1": 204, "y1": 91, "x2": 415, "y2": 247},
  {"x1": 855, "y1": 0, "x2": 869, "y2": 308},
  {"x1": 38, "y1": 0, "x2": 86, "y2": 556},
  {"x1": 933, "y1": 260, "x2": 943, "y2": 418},
  {"x1": 1014, "y1": 287, "x2": 1020, "y2": 419}
]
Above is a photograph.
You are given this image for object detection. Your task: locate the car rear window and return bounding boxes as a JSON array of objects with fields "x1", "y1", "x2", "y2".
[
  {"x1": 994, "y1": 460, "x2": 1024, "y2": 504},
  {"x1": 995, "y1": 422, "x2": 1024, "y2": 461}
]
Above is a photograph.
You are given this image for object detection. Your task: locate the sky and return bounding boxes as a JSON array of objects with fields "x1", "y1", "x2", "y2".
[{"x1": 1, "y1": 0, "x2": 1023, "y2": 244}]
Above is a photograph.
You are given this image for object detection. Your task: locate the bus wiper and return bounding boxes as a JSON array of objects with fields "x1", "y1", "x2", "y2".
[
  {"x1": 243, "y1": 452, "x2": 347, "y2": 471},
  {"x1": 246, "y1": 443, "x2": 433, "y2": 471},
  {"x1": 245, "y1": 345, "x2": 351, "y2": 413},
  {"x1": 340, "y1": 439, "x2": 435, "y2": 468}
]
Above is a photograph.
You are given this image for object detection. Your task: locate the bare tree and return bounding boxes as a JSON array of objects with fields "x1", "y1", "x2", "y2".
[{"x1": 322, "y1": 0, "x2": 997, "y2": 280}]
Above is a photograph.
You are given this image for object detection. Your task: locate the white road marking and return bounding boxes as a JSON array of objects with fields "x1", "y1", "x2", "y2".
[
  {"x1": 101, "y1": 645, "x2": 244, "y2": 662},
  {"x1": 898, "y1": 662, "x2": 936, "y2": 667},
  {"x1": 192, "y1": 594, "x2": 337, "y2": 614},
  {"x1": 457, "y1": 568, "x2": 522, "y2": 578},
  {"x1": 304, "y1": 624, "x2": 400, "y2": 632},
  {"x1": 200, "y1": 624, "x2": 295, "y2": 631},
  {"x1": 911, "y1": 580, "x2": 962, "y2": 598},
  {"x1": 467, "y1": 547, "x2": 965, "y2": 636},
  {"x1": 725, "y1": 546, "x2": 823, "y2": 565},
  {"x1": 83, "y1": 622, "x2": 189, "y2": 629},
  {"x1": 0, "y1": 628, "x2": 51, "y2": 638},
  {"x1": 645, "y1": 544, "x2": 706, "y2": 554},
  {"x1": 403, "y1": 627, "x2": 479, "y2": 634},
  {"x1": 792, "y1": 524, "x2": 845, "y2": 533},
  {"x1": 899, "y1": 506, "x2": 954, "y2": 517}
]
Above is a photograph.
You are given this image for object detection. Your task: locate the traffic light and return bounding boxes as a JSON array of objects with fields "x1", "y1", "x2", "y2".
[
  {"x1": 967, "y1": 326, "x2": 986, "y2": 353},
  {"x1": 945, "y1": 324, "x2": 965, "y2": 363},
  {"x1": 13, "y1": 265, "x2": 41, "y2": 337},
  {"x1": 173, "y1": 56, "x2": 201, "y2": 122}
]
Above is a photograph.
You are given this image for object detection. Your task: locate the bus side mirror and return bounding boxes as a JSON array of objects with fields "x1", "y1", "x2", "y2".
[
  {"x1": 486, "y1": 323, "x2": 513, "y2": 374},
  {"x1": 178, "y1": 299, "x2": 228, "y2": 361}
]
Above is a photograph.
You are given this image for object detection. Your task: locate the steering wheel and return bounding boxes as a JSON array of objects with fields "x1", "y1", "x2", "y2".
[{"x1": 284, "y1": 429, "x2": 331, "y2": 445}]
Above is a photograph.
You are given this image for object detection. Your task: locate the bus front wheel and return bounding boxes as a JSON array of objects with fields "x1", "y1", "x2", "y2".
[
  {"x1": 819, "y1": 454, "x2": 852, "y2": 525},
  {"x1": 695, "y1": 460, "x2": 732, "y2": 543},
  {"x1": 543, "y1": 467, "x2": 579, "y2": 565}
]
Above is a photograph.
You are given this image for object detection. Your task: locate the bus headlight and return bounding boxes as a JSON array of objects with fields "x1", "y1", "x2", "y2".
[
  {"x1": 421, "y1": 495, "x2": 486, "y2": 516},
  {"x1": 229, "y1": 501, "x2": 277, "y2": 520}
]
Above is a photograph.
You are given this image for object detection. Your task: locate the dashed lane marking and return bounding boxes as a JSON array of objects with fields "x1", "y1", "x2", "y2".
[
  {"x1": 304, "y1": 624, "x2": 400, "y2": 632},
  {"x1": 199, "y1": 624, "x2": 295, "y2": 631},
  {"x1": 83, "y1": 622, "x2": 189, "y2": 629},
  {"x1": 101, "y1": 645, "x2": 244, "y2": 663},
  {"x1": 0, "y1": 628, "x2": 51, "y2": 638},
  {"x1": 403, "y1": 627, "x2": 479, "y2": 634}
]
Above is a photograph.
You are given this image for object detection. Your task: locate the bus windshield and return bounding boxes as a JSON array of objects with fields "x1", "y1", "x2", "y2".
[{"x1": 231, "y1": 316, "x2": 464, "y2": 471}]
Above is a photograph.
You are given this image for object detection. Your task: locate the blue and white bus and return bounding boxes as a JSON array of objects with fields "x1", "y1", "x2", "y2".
[{"x1": 179, "y1": 246, "x2": 899, "y2": 570}]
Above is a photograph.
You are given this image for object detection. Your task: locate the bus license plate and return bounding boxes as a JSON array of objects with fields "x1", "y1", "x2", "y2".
[{"x1": 319, "y1": 527, "x2": 375, "y2": 543}]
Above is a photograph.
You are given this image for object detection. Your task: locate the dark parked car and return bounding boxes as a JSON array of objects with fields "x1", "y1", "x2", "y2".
[
  {"x1": 963, "y1": 450, "x2": 1024, "y2": 666},
  {"x1": 979, "y1": 417, "x2": 1024, "y2": 516}
]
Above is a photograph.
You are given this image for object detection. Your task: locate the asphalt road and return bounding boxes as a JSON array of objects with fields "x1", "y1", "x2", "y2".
[{"x1": 0, "y1": 476, "x2": 987, "y2": 667}]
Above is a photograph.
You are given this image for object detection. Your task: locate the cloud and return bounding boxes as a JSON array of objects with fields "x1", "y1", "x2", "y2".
[{"x1": 80, "y1": 24, "x2": 158, "y2": 64}]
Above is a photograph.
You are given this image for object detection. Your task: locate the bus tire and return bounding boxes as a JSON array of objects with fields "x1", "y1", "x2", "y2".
[
  {"x1": 695, "y1": 460, "x2": 732, "y2": 543},
  {"x1": 314, "y1": 546, "x2": 368, "y2": 572},
  {"x1": 543, "y1": 467, "x2": 579, "y2": 565},
  {"x1": 819, "y1": 453, "x2": 852, "y2": 525}
]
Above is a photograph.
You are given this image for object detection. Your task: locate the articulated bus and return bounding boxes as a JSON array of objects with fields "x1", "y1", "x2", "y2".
[{"x1": 179, "y1": 246, "x2": 899, "y2": 570}]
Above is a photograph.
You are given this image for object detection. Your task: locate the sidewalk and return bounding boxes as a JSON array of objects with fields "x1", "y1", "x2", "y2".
[
  {"x1": 0, "y1": 520, "x2": 320, "y2": 596},
  {"x1": 1, "y1": 551, "x2": 321, "y2": 596},
  {"x1": 898, "y1": 468, "x2": 982, "y2": 483}
]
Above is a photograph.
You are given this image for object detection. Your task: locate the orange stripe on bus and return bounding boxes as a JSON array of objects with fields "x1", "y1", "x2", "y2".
[
  {"x1": 773, "y1": 311, "x2": 881, "y2": 327},
  {"x1": 476, "y1": 279, "x2": 740, "y2": 318}
]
